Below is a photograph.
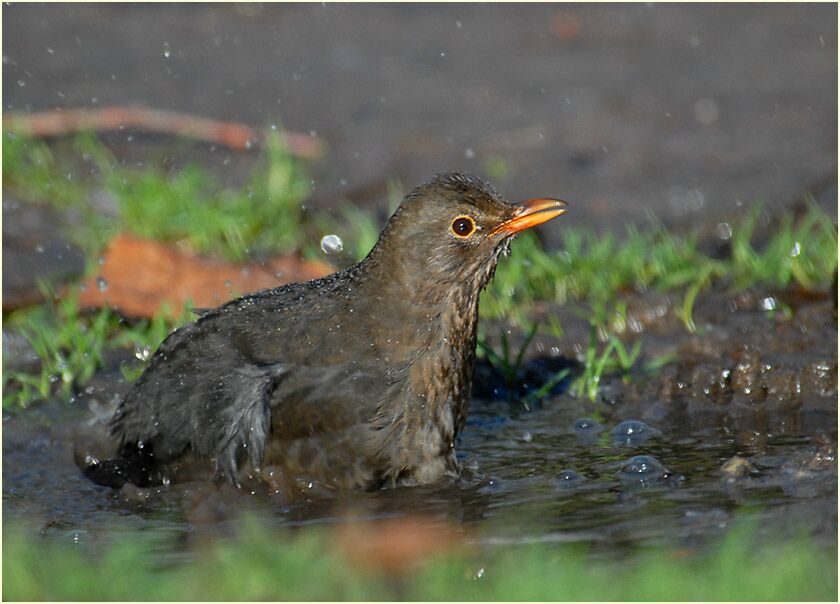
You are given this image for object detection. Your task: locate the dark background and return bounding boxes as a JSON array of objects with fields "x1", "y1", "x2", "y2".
[{"x1": 4, "y1": 3, "x2": 837, "y2": 237}]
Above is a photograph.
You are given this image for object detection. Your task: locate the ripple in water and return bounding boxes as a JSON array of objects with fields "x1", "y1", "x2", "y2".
[{"x1": 555, "y1": 469, "x2": 585, "y2": 488}]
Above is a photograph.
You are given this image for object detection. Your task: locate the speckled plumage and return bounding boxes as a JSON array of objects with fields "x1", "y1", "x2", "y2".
[{"x1": 86, "y1": 173, "x2": 562, "y2": 494}]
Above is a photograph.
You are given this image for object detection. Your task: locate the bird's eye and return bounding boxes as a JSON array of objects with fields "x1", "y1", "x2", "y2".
[{"x1": 450, "y1": 215, "x2": 476, "y2": 238}]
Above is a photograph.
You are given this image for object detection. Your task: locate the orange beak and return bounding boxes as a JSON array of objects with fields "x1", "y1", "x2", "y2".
[{"x1": 491, "y1": 198, "x2": 568, "y2": 236}]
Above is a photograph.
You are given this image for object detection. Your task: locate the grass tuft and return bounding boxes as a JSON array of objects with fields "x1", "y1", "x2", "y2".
[{"x1": 3, "y1": 517, "x2": 835, "y2": 601}]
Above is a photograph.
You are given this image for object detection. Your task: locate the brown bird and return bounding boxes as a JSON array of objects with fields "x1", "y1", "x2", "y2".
[{"x1": 83, "y1": 173, "x2": 566, "y2": 494}]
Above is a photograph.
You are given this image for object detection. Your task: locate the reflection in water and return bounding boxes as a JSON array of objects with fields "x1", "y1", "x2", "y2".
[{"x1": 2, "y1": 383, "x2": 837, "y2": 559}]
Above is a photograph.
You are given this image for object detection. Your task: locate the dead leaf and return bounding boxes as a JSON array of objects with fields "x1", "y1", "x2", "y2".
[
  {"x1": 76, "y1": 233, "x2": 334, "y2": 318},
  {"x1": 332, "y1": 515, "x2": 466, "y2": 576}
]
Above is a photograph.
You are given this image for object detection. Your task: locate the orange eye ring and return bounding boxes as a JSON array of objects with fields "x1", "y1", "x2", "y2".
[{"x1": 450, "y1": 215, "x2": 476, "y2": 238}]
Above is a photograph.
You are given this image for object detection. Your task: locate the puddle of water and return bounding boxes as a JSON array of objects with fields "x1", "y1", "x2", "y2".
[
  {"x1": 3, "y1": 284, "x2": 837, "y2": 558},
  {"x1": 3, "y1": 380, "x2": 835, "y2": 559}
]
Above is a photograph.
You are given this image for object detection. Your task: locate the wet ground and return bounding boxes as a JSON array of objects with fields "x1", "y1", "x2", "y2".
[
  {"x1": 4, "y1": 273, "x2": 836, "y2": 557},
  {"x1": 2, "y1": 2, "x2": 837, "y2": 564},
  {"x1": 3, "y1": 4, "x2": 837, "y2": 242}
]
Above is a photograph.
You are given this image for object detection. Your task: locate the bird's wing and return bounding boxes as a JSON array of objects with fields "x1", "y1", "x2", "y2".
[
  {"x1": 110, "y1": 286, "x2": 407, "y2": 485},
  {"x1": 109, "y1": 311, "x2": 288, "y2": 482}
]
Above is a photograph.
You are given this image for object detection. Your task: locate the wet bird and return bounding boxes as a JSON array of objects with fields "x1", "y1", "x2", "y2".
[{"x1": 83, "y1": 173, "x2": 566, "y2": 494}]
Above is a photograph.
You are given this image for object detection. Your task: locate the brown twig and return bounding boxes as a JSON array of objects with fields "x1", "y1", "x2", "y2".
[{"x1": 3, "y1": 105, "x2": 324, "y2": 159}]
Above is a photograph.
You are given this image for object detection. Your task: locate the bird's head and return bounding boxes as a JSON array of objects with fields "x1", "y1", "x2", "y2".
[{"x1": 365, "y1": 173, "x2": 567, "y2": 303}]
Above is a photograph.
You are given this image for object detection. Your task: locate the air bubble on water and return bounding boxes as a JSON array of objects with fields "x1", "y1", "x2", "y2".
[
  {"x1": 96, "y1": 276, "x2": 108, "y2": 291},
  {"x1": 618, "y1": 455, "x2": 668, "y2": 483},
  {"x1": 320, "y1": 234, "x2": 343, "y2": 255},
  {"x1": 163, "y1": 42, "x2": 171, "y2": 58},
  {"x1": 612, "y1": 420, "x2": 656, "y2": 446},
  {"x1": 612, "y1": 420, "x2": 651, "y2": 436},
  {"x1": 789, "y1": 242, "x2": 801, "y2": 257},
  {"x1": 464, "y1": 147, "x2": 475, "y2": 159},
  {"x1": 555, "y1": 469, "x2": 584, "y2": 488},
  {"x1": 135, "y1": 345, "x2": 151, "y2": 362},
  {"x1": 574, "y1": 418, "x2": 601, "y2": 433}
]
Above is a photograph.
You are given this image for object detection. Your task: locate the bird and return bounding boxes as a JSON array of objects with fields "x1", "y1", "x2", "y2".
[{"x1": 81, "y1": 173, "x2": 566, "y2": 495}]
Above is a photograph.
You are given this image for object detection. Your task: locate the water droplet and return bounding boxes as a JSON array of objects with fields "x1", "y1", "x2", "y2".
[
  {"x1": 162, "y1": 42, "x2": 171, "y2": 58},
  {"x1": 46, "y1": 46, "x2": 54, "y2": 54},
  {"x1": 522, "y1": 431, "x2": 533, "y2": 443},
  {"x1": 320, "y1": 234, "x2": 344, "y2": 255},
  {"x1": 455, "y1": 20, "x2": 463, "y2": 29},
  {"x1": 96, "y1": 276, "x2": 108, "y2": 292},
  {"x1": 17, "y1": 80, "x2": 25, "y2": 87},
  {"x1": 35, "y1": 244, "x2": 45, "y2": 254},
  {"x1": 760, "y1": 296, "x2": 777, "y2": 311},
  {"x1": 473, "y1": 567, "x2": 485, "y2": 580},
  {"x1": 135, "y1": 346, "x2": 151, "y2": 362},
  {"x1": 693, "y1": 98, "x2": 719, "y2": 124},
  {"x1": 464, "y1": 147, "x2": 475, "y2": 159},
  {"x1": 715, "y1": 222, "x2": 733, "y2": 240},
  {"x1": 789, "y1": 242, "x2": 801, "y2": 257}
]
